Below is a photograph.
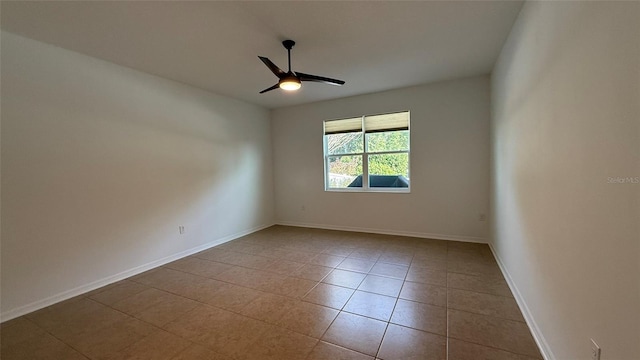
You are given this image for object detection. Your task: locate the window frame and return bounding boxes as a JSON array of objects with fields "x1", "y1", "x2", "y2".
[{"x1": 323, "y1": 111, "x2": 410, "y2": 193}]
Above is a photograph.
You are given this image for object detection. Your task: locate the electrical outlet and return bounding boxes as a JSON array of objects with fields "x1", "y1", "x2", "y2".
[
  {"x1": 590, "y1": 339, "x2": 601, "y2": 360},
  {"x1": 478, "y1": 213, "x2": 486, "y2": 221},
  {"x1": 179, "y1": 226, "x2": 185, "y2": 235}
]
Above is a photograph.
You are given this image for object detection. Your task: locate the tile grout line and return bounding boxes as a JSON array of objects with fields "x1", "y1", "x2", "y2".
[
  {"x1": 20, "y1": 316, "x2": 92, "y2": 360},
  {"x1": 374, "y1": 251, "x2": 415, "y2": 359}
]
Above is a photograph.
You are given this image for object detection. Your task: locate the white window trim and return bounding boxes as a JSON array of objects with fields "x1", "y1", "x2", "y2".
[{"x1": 323, "y1": 111, "x2": 410, "y2": 193}]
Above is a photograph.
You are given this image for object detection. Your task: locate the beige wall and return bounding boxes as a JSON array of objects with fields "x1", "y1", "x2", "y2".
[
  {"x1": 0, "y1": 32, "x2": 275, "y2": 319},
  {"x1": 491, "y1": 2, "x2": 640, "y2": 359},
  {"x1": 271, "y1": 76, "x2": 491, "y2": 242}
]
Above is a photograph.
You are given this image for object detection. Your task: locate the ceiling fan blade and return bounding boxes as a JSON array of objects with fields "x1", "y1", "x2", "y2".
[
  {"x1": 258, "y1": 56, "x2": 285, "y2": 78},
  {"x1": 259, "y1": 83, "x2": 280, "y2": 94},
  {"x1": 297, "y1": 72, "x2": 345, "y2": 86}
]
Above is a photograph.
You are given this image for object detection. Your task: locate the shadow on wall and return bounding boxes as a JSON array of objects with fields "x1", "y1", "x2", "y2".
[{"x1": 1, "y1": 31, "x2": 273, "y2": 316}]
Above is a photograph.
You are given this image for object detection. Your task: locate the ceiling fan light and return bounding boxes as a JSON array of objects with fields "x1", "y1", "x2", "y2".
[{"x1": 279, "y1": 76, "x2": 301, "y2": 91}]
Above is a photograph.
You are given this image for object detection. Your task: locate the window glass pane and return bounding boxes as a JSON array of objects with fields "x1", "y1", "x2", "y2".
[
  {"x1": 366, "y1": 130, "x2": 409, "y2": 152},
  {"x1": 327, "y1": 155, "x2": 363, "y2": 188},
  {"x1": 326, "y1": 132, "x2": 363, "y2": 155},
  {"x1": 368, "y1": 153, "x2": 409, "y2": 188}
]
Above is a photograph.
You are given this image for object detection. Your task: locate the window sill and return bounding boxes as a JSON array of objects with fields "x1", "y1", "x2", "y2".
[{"x1": 325, "y1": 188, "x2": 411, "y2": 194}]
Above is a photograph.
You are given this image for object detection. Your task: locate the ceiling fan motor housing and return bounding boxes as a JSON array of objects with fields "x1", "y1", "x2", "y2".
[{"x1": 282, "y1": 40, "x2": 295, "y2": 50}]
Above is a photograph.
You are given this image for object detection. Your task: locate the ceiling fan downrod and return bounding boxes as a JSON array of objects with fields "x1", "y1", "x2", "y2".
[{"x1": 283, "y1": 40, "x2": 295, "y2": 73}]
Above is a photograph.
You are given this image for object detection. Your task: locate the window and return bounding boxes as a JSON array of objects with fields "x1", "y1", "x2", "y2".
[{"x1": 324, "y1": 111, "x2": 410, "y2": 191}]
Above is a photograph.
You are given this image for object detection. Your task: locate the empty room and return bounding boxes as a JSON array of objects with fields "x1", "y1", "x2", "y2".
[{"x1": 1, "y1": 1, "x2": 638, "y2": 360}]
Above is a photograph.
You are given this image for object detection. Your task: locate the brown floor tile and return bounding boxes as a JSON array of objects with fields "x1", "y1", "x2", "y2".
[
  {"x1": 447, "y1": 259, "x2": 503, "y2": 277},
  {"x1": 211, "y1": 266, "x2": 261, "y2": 286},
  {"x1": 343, "y1": 291, "x2": 397, "y2": 321},
  {"x1": 171, "y1": 344, "x2": 229, "y2": 360},
  {"x1": 173, "y1": 278, "x2": 228, "y2": 303},
  {"x1": 210, "y1": 250, "x2": 254, "y2": 267},
  {"x1": 192, "y1": 248, "x2": 232, "y2": 262},
  {"x1": 377, "y1": 253, "x2": 413, "y2": 266},
  {"x1": 322, "y1": 312, "x2": 387, "y2": 357},
  {"x1": 309, "y1": 253, "x2": 346, "y2": 267},
  {"x1": 203, "y1": 283, "x2": 262, "y2": 311},
  {"x1": 107, "y1": 329, "x2": 191, "y2": 360},
  {"x1": 164, "y1": 257, "x2": 233, "y2": 278},
  {"x1": 369, "y1": 262, "x2": 409, "y2": 279},
  {"x1": 303, "y1": 283, "x2": 355, "y2": 309},
  {"x1": 234, "y1": 243, "x2": 268, "y2": 255},
  {"x1": 270, "y1": 276, "x2": 318, "y2": 298},
  {"x1": 64, "y1": 317, "x2": 156, "y2": 360},
  {"x1": 200, "y1": 313, "x2": 272, "y2": 359},
  {"x1": 410, "y1": 257, "x2": 448, "y2": 271},
  {"x1": 292, "y1": 264, "x2": 334, "y2": 281},
  {"x1": 276, "y1": 301, "x2": 339, "y2": 338},
  {"x1": 234, "y1": 253, "x2": 276, "y2": 270},
  {"x1": 323, "y1": 246, "x2": 355, "y2": 257},
  {"x1": 337, "y1": 258, "x2": 376, "y2": 273},
  {"x1": 390, "y1": 299, "x2": 446, "y2": 335},
  {"x1": 281, "y1": 251, "x2": 319, "y2": 263},
  {"x1": 357, "y1": 275, "x2": 403, "y2": 297},
  {"x1": 240, "y1": 292, "x2": 297, "y2": 324},
  {"x1": 166, "y1": 305, "x2": 269, "y2": 359},
  {"x1": 1, "y1": 317, "x2": 88, "y2": 359},
  {"x1": 243, "y1": 325, "x2": 318, "y2": 360},
  {"x1": 322, "y1": 269, "x2": 367, "y2": 289},
  {"x1": 262, "y1": 259, "x2": 305, "y2": 275},
  {"x1": 447, "y1": 272, "x2": 513, "y2": 297},
  {"x1": 112, "y1": 288, "x2": 175, "y2": 315},
  {"x1": 405, "y1": 265, "x2": 447, "y2": 286},
  {"x1": 348, "y1": 249, "x2": 382, "y2": 262},
  {"x1": 131, "y1": 267, "x2": 208, "y2": 294},
  {"x1": 399, "y1": 281, "x2": 447, "y2": 307},
  {"x1": 377, "y1": 323, "x2": 446, "y2": 360},
  {"x1": 1, "y1": 327, "x2": 89, "y2": 360},
  {"x1": 414, "y1": 245, "x2": 447, "y2": 258},
  {"x1": 88, "y1": 280, "x2": 149, "y2": 306},
  {"x1": 306, "y1": 341, "x2": 374, "y2": 360},
  {"x1": 448, "y1": 309, "x2": 542, "y2": 358},
  {"x1": 134, "y1": 292, "x2": 200, "y2": 327},
  {"x1": 256, "y1": 247, "x2": 294, "y2": 259},
  {"x1": 1, "y1": 317, "x2": 46, "y2": 349},
  {"x1": 447, "y1": 244, "x2": 495, "y2": 264},
  {"x1": 448, "y1": 288, "x2": 524, "y2": 321},
  {"x1": 162, "y1": 304, "x2": 232, "y2": 341},
  {"x1": 248, "y1": 271, "x2": 289, "y2": 292},
  {"x1": 27, "y1": 297, "x2": 131, "y2": 340},
  {"x1": 448, "y1": 338, "x2": 542, "y2": 360}
]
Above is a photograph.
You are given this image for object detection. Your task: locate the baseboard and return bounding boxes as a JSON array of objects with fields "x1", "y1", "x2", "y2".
[
  {"x1": 276, "y1": 221, "x2": 487, "y2": 243},
  {"x1": 488, "y1": 243, "x2": 554, "y2": 360},
  {"x1": 0, "y1": 223, "x2": 274, "y2": 323}
]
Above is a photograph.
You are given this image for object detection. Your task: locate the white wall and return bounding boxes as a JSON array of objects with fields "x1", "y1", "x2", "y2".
[
  {"x1": 0, "y1": 32, "x2": 275, "y2": 319},
  {"x1": 491, "y1": 2, "x2": 639, "y2": 359},
  {"x1": 271, "y1": 76, "x2": 490, "y2": 242}
]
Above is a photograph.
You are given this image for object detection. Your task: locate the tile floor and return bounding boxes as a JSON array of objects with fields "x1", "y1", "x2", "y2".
[{"x1": 1, "y1": 226, "x2": 543, "y2": 359}]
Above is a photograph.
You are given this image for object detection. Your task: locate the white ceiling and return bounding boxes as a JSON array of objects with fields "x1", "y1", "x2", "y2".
[{"x1": 1, "y1": 1, "x2": 523, "y2": 109}]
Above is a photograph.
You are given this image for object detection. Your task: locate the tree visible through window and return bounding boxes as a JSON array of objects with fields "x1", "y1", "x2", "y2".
[{"x1": 324, "y1": 111, "x2": 410, "y2": 191}]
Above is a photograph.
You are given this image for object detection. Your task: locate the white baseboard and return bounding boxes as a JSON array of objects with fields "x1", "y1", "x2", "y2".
[
  {"x1": 488, "y1": 243, "x2": 554, "y2": 360},
  {"x1": 276, "y1": 221, "x2": 487, "y2": 244},
  {"x1": 0, "y1": 223, "x2": 274, "y2": 323}
]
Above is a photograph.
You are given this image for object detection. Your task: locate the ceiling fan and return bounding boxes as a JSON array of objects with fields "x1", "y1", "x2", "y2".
[{"x1": 258, "y1": 40, "x2": 345, "y2": 94}]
